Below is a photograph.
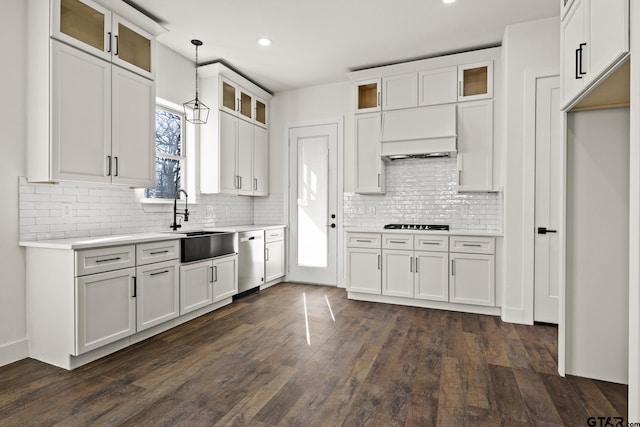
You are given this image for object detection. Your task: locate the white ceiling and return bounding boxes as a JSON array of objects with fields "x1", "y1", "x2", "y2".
[{"x1": 128, "y1": 0, "x2": 559, "y2": 93}]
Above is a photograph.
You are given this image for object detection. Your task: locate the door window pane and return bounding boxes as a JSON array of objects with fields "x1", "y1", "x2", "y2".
[{"x1": 297, "y1": 136, "x2": 328, "y2": 268}]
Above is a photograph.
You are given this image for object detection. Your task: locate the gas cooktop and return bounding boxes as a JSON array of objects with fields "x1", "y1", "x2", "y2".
[{"x1": 383, "y1": 224, "x2": 450, "y2": 231}]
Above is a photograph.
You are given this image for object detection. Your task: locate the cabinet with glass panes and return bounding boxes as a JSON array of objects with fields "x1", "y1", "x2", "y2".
[
  {"x1": 52, "y1": 0, "x2": 155, "y2": 79},
  {"x1": 457, "y1": 61, "x2": 493, "y2": 102},
  {"x1": 219, "y1": 77, "x2": 269, "y2": 128}
]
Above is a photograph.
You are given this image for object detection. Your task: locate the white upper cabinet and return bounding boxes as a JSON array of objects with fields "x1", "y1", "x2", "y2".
[
  {"x1": 561, "y1": 0, "x2": 588, "y2": 106},
  {"x1": 52, "y1": 0, "x2": 155, "y2": 79},
  {"x1": 561, "y1": 0, "x2": 629, "y2": 109},
  {"x1": 199, "y1": 64, "x2": 272, "y2": 196},
  {"x1": 382, "y1": 73, "x2": 418, "y2": 111},
  {"x1": 419, "y1": 66, "x2": 458, "y2": 106},
  {"x1": 355, "y1": 113, "x2": 384, "y2": 194},
  {"x1": 354, "y1": 78, "x2": 381, "y2": 113},
  {"x1": 457, "y1": 100, "x2": 494, "y2": 192},
  {"x1": 457, "y1": 61, "x2": 493, "y2": 102}
]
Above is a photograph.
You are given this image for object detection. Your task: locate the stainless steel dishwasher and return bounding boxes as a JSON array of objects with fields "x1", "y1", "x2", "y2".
[{"x1": 238, "y1": 230, "x2": 265, "y2": 293}]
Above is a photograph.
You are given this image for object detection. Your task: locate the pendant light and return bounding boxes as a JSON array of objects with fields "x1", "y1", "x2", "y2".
[{"x1": 183, "y1": 39, "x2": 210, "y2": 124}]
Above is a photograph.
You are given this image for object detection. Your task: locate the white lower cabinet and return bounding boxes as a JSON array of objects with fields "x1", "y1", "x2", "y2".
[
  {"x1": 382, "y1": 250, "x2": 414, "y2": 298},
  {"x1": 75, "y1": 267, "x2": 136, "y2": 355},
  {"x1": 347, "y1": 248, "x2": 381, "y2": 294},
  {"x1": 414, "y1": 251, "x2": 449, "y2": 302},
  {"x1": 449, "y1": 236, "x2": 495, "y2": 306},
  {"x1": 136, "y1": 259, "x2": 179, "y2": 332},
  {"x1": 346, "y1": 232, "x2": 496, "y2": 311},
  {"x1": 180, "y1": 260, "x2": 213, "y2": 314},
  {"x1": 212, "y1": 255, "x2": 238, "y2": 302},
  {"x1": 265, "y1": 239, "x2": 285, "y2": 282},
  {"x1": 180, "y1": 254, "x2": 238, "y2": 315}
]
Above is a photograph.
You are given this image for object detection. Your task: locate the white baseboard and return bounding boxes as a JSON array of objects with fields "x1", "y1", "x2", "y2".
[
  {"x1": 0, "y1": 338, "x2": 28, "y2": 367},
  {"x1": 501, "y1": 307, "x2": 533, "y2": 325}
]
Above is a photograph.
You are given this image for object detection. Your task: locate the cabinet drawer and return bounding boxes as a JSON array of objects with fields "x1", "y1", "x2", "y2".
[
  {"x1": 415, "y1": 235, "x2": 449, "y2": 252},
  {"x1": 382, "y1": 234, "x2": 414, "y2": 250},
  {"x1": 265, "y1": 228, "x2": 285, "y2": 243},
  {"x1": 76, "y1": 245, "x2": 136, "y2": 277},
  {"x1": 346, "y1": 233, "x2": 381, "y2": 249},
  {"x1": 449, "y1": 236, "x2": 495, "y2": 254},
  {"x1": 136, "y1": 240, "x2": 180, "y2": 266}
]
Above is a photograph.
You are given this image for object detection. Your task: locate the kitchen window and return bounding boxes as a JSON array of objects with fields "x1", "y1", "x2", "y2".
[{"x1": 144, "y1": 103, "x2": 187, "y2": 200}]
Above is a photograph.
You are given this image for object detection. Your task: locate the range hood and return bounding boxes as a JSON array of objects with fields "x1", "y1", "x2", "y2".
[{"x1": 380, "y1": 104, "x2": 457, "y2": 159}]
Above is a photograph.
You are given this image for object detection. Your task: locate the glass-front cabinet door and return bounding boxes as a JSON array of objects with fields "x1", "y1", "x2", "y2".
[
  {"x1": 354, "y1": 78, "x2": 381, "y2": 113},
  {"x1": 52, "y1": 0, "x2": 111, "y2": 62},
  {"x1": 254, "y1": 96, "x2": 268, "y2": 127},
  {"x1": 239, "y1": 88, "x2": 253, "y2": 121},
  {"x1": 457, "y1": 61, "x2": 493, "y2": 102},
  {"x1": 219, "y1": 78, "x2": 239, "y2": 116},
  {"x1": 112, "y1": 16, "x2": 154, "y2": 79}
]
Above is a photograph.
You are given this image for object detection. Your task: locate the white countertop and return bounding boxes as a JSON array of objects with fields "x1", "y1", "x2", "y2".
[
  {"x1": 19, "y1": 224, "x2": 287, "y2": 250},
  {"x1": 206, "y1": 224, "x2": 286, "y2": 233},
  {"x1": 344, "y1": 227, "x2": 503, "y2": 237},
  {"x1": 19, "y1": 232, "x2": 185, "y2": 250}
]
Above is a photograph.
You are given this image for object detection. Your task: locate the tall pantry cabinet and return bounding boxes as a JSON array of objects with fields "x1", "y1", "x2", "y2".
[{"x1": 26, "y1": 0, "x2": 163, "y2": 186}]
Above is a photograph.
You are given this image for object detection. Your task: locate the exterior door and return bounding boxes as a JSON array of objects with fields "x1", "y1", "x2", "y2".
[
  {"x1": 288, "y1": 123, "x2": 338, "y2": 285},
  {"x1": 534, "y1": 76, "x2": 562, "y2": 324}
]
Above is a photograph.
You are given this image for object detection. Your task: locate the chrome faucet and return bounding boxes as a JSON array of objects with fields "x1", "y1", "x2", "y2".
[{"x1": 170, "y1": 189, "x2": 189, "y2": 231}]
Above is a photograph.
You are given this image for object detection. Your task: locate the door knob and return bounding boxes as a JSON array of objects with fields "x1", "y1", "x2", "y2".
[{"x1": 537, "y1": 227, "x2": 557, "y2": 235}]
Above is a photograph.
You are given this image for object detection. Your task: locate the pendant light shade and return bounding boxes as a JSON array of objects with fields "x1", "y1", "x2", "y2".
[{"x1": 183, "y1": 39, "x2": 210, "y2": 124}]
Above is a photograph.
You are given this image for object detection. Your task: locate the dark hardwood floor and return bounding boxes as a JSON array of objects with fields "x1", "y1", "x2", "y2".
[{"x1": 0, "y1": 282, "x2": 627, "y2": 426}]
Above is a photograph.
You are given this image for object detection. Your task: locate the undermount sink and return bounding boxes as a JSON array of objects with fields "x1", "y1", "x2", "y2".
[{"x1": 180, "y1": 230, "x2": 237, "y2": 263}]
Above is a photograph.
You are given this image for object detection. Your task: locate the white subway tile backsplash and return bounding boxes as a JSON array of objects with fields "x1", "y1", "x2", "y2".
[{"x1": 344, "y1": 158, "x2": 503, "y2": 233}]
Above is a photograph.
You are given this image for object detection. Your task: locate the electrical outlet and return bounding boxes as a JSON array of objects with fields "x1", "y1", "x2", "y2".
[
  {"x1": 61, "y1": 203, "x2": 73, "y2": 218},
  {"x1": 367, "y1": 206, "x2": 376, "y2": 215}
]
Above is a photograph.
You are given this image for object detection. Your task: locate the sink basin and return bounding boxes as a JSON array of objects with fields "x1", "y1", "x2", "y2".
[
  {"x1": 183, "y1": 231, "x2": 226, "y2": 237},
  {"x1": 180, "y1": 231, "x2": 237, "y2": 263}
]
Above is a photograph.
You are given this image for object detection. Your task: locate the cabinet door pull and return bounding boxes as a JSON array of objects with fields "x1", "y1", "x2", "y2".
[
  {"x1": 462, "y1": 243, "x2": 482, "y2": 247},
  {"x1": 415, "y1": 257, "x2": 419, "y2": 273},
  {"x1": 150, "y1": 270, "x2": 169, "y2": 276},
  {"x1": 239, "y1": 176, "x2": 242, "y2": 189},
  {"x1": 213, "y1": 265, "x2": 218, "y2": 282},
  {"x1": 107, "y1": 31, "x2": 112, "y2": 53},
  {"x1": 114, "y1": 156, "x2": 119, "y2": 177},
  {"x1": 237, "y1": 98, "x2": 240, "y2": 112},
  {"x1": 254, "y1": 178, "x2": 258, "y2": 191},
  {"x1": 421, "y1": 241, "x2": 439, "y2": 246},
  {"x1": 114, "y1": 35, "x2": 119, "y2": 56},
  {"x1": 149, "y1": 250, "x2": 169, "y2": 255},
  {"x1": 389, "y1": 240, "x2": 406, "y2": 244},
  {"x1": 132, "y1": 276, "x2": 137, "y2": 297},
  {"x1": 209, "y1": 266, "x2": 214, "y2": 283},
  {"x1": 410, "y1": 256, "x2": 413, "y2": 272},
  {"x1": 451, "y1": 259, "x2": 455, "y2": 276},
  {"x1": 575, "y1": 47, "x2": 581, "y2": 79},
  {"x1": 377, "y1": 91, "x2": 381, "y2": 107},
  {"x1": 107, "y1": 155, "x2": 112, "y2": 176},
  {"x1": 355, "y1": 239, "x2": 371, "y2": 243},
  {"x1": 458, "y1": 170, "x2": 462, "y2": 186},
  {"x1": 378, "y1": 254, "x2": 381, "y2": 270},
  {"x1": 96, "y1": 257, "x2": 121, "y2": 263},
  {"x1": 578, "y1": 43, "x2": 587, "y2": 77},
  {"x1": 377, "y1": 173, "x2": 381, "y2": 188},
  {"x1": 265, "y1": 247, "x2": 270, "y2": 261},
  {"x1": 458, "y1": 80, "x2": 462, "y2": 97}
]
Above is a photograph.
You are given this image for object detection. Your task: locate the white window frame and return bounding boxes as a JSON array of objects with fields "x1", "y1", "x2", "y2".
[{"x1": 141, "y1": 98, "x2": 195, "y2": 204}]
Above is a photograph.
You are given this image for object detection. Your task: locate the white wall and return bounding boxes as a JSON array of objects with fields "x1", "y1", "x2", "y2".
[
  {"x1": 502, "y1": 17, "x2": 560, "y2": 324},
  {"x1": 0, "y1": 1, "x2": 28, "y2": 365}
]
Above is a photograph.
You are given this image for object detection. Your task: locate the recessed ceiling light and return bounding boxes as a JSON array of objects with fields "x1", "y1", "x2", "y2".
[
  {"x1": 443, "y1": 0, "x2": 456, "y2": 3},
  {"x1": 257, "y1": 37, "x2": 272, "y2": 47}
]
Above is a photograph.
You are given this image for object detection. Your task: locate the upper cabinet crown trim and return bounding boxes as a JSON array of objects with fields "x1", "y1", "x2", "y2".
[{"x1": 199, "y1": 62, "x2": 273, "y2": 101}]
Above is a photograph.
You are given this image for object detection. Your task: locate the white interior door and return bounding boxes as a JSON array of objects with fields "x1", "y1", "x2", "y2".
[
  {"x1": 288, "y1": 123, "x2": 338, "y2": 285},
  {"x1": 534, "y1": 75, "x2": 561, "y2": 324}
]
